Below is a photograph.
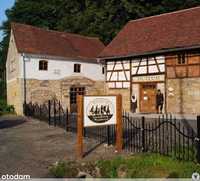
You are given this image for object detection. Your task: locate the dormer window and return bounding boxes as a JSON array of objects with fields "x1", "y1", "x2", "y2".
[
  {"x1": 74, "y1": 64, "x2": 81, "y2": 73},
  {"x1": 39, "y1": 60, "x2": 48, "y2": 71}
]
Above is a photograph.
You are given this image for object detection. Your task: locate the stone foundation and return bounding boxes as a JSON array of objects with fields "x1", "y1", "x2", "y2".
[
  {"x1": 7, "y1": 79, "x2": 24, "y2": 115},
  {"x1": 20, "y1": 76, "x2": 105, "y2": 113},
  {"x1": 166, "y1": 78, "x2": 200, "y2": 114}
]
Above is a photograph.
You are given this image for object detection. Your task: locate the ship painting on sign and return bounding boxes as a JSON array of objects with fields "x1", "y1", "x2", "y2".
[{"x1": 87, "y1": 98, "x2": 114, "y2": 123}]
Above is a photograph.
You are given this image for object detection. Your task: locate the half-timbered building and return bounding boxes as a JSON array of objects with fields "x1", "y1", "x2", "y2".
[{"x1": 99, "y1": 7, "x2": 200, "y2": 114}]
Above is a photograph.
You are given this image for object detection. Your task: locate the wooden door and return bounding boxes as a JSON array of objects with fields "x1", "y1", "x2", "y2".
[{"x1": 140, "y1": 84, "x2": 156, "y2": 113}]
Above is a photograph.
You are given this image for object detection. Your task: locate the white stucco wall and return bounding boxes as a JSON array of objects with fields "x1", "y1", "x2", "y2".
[{"x1": 19, "y1": 55, "x2": 104, "y2": 81}]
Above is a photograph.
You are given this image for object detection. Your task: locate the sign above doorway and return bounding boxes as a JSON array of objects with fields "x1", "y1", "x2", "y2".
[{"x1": 132, "y1": 75, "x2": 165, "y2": 83}]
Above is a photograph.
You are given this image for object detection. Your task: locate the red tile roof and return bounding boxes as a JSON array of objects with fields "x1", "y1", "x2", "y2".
[
  {"x1": 11, "y1": 23, "x2": 105, "y2": 62},
  {"x1": 99, "y1": 6, "x2": 200, "y2": 59}
]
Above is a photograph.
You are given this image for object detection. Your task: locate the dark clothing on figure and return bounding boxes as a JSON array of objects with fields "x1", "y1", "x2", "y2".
[
  {"x1": 156, "y1": 93, "x2": 164, "y2": 105},
  {"x1": 131, "y1": 100, "x2": 137, "y2": 113},
  {"x1": 131, "y1": 95, "x2": 137, "y2": 113},
  {"x1": 156, "y1": 93, "x2": 164, "y2": 113}
]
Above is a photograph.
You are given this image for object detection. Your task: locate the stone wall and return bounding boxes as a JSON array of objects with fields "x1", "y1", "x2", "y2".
[
  {"x1": 25, "y1": 76, "x2": 105, "y2": 111},
  {"x1": 26, "y1": 79, "x2": 61, "y2": 104},
  {"x1": 166, "y1": 78, "x2": 200, "y2": 114},
  {"x1": 105, "y1": 86, "x2": 130, "y2": 111},
  {"x1": 7, "y1": 79, "x2": 24, "y2": 115}
]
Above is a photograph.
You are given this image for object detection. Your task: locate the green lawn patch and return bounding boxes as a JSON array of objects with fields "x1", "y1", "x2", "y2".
[
  {"x1": 49, "y1": 153, "x2": 200, "y2": 178},
  {"x1": 97, "y1": 153, "x2": 200, "y2": 178}
]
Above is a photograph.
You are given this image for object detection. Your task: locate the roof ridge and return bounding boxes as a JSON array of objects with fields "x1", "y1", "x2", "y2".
[
  {"x1": 129, "y1": 6, "x2": 200, "y2": 24},
  {"x1": 11, "y1": 22, "x2": 100, "y2": 41}
]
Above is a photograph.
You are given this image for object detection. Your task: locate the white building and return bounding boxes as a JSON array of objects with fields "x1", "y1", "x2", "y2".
[{"x1": 6, "y1": 23, "x2": 105, "y2": 114}]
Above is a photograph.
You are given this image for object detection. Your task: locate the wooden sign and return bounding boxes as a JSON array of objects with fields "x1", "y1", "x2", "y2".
[
  {"x1": 77, "y1": 95, "x2": 122, "y2": 159},
  {"x1": 132, "y1": 74, "x2": 165, "y2": 82},
  {"x1": 84, "y1": 96, "x2": 117, "y2": 127}
]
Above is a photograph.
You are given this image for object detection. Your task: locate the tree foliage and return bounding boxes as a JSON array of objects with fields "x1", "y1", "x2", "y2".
[{"x1": 0, "y1": 0, "x2": 200, "y2": 72}]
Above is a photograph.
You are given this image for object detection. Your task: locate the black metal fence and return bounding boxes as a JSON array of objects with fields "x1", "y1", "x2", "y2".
[
  {"x1": 24, "y1": 100, "x2": 115, "y2": 144},
  {"x1": 123, "y1": 111, "x2": 200, "y2": 163},
  {"x1": 24, "y1": 101, "x2": 200, "y2": 163}
]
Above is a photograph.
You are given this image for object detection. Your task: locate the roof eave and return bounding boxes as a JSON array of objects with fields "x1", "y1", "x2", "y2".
[
  {"x1": 99, "y1": 45, "x2": 200, "y2": 61},
  {"x1": 19, "y1": 52, "x2": 99, "y2": 64}
]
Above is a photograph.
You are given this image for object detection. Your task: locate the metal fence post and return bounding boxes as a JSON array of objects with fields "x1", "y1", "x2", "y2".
[
  {"x1": 39, "y1": 105, "x2": 42, "y2": 118},
  {"x1": 107, "y1": 125, "x2": 110, "y2": 145},
  {"x1": 59, "y1": 101, "x2": 61, "y2": 125},
  {"x1": 66, "y1": 108, "x2": 69, "y2": 131},
  {"x1": 196, "y1": 115, "x2": 200, "y2": 163},
  {"x1": 54, "y1": 100, "x2": 56, "y2": 127},
  {"x1": 142, "y1": 116, "x2": 145, "y2": 152},
  {"x1": 48, "y1": 100, "x2": 51, "y2": 126}
]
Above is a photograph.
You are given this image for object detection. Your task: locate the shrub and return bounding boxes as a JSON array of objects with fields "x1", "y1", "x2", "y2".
[
  {"x1": 0, "y1": 99, "x2": 15, "y2": 115},
  {"x1": 49, "y1": 161, "x2": 67, "y2": 178}
]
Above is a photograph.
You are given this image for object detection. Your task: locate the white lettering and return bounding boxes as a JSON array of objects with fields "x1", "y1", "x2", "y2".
[
  {"x1": 1, "y1": 173, "x2": 30, "y2": 180},
  {"x1": 133, "y1": 75, "x2": 165, "y2": 82}
]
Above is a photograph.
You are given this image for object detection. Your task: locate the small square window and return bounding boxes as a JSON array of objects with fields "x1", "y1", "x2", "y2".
[
  {"x1": 39, "y1": 60, "x2": 48, "y2": 71},
  {"x1": 102, "y1": 66, "x2": 105, "y2": 74},
  {"x1": 74, "y1": 64, "x2": 81, "y2": 73}
]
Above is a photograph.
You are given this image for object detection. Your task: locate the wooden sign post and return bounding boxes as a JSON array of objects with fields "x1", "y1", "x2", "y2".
[
  {"x1": 116, "y1": 94, "x2": 123, "y2": 152},
  {"x1": 77, "y1": 95, "x2": 83, "y2": 159},
  {"x1": 76, "y1": 94, "x2": 123, "y2": 158}
]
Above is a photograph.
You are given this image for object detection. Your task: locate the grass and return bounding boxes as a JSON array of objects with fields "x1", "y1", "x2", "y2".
[
  {"x1": 49, "y1": 154, "x2": 200, "y2": 178},
  {"x1": 49, "y1": 161, "x2": 67, "y2": 178},
  {"x1": 49, "y1": 161, "x2": 78, "y2": 178},
  {"x1": 171, "y1": 145, "x2": 196, "y2": 161},
  {"x1": 97, "y1": 153, "x2": 200, "y2": 178}
]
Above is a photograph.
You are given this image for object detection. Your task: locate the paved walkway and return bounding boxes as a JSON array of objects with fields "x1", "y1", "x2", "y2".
[{"x1": 0, "y1": 115, "x2": 123, "y2": 178}]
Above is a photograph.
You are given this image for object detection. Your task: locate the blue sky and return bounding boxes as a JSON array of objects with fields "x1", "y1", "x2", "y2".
[{"x1": 0, "y1": 0, "x2": 15, "y2": 41}]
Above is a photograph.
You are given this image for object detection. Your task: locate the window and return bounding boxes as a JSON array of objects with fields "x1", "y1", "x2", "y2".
[
  {"x1": 39, "y1": 60, "x2": 48, "y2": 71},
  {"x1": 102, "y1": 66, "x2": 105, "y2": 74},
  {"x1": 70, "y1": 87, "x2": 85, "y2": 104},
  {"x1": 74, "y1": 64, "x2": 81, "y2": 73},
  {"x1": 177, "y1": 54, "x2": 186, "y2": 64}
]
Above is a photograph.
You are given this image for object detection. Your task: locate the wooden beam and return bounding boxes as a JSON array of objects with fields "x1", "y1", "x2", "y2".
[
  {"x1": 77, "y1": 95, "x2": 84, "y2": 159},
  {"x1": 116, "y1": 94, "x2": 123, "y2": 152}
]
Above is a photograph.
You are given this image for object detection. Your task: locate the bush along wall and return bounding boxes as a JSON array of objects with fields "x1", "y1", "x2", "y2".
[{"x1": 0, "y1": 99, "x2": 15, "y2": 116}]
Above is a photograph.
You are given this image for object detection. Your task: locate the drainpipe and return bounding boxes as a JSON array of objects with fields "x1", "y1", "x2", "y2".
[{"x1": 22, "y1": 53, "x2": 27, "y2": 105}]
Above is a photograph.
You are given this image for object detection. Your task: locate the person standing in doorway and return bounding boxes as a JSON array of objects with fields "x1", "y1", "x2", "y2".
[
  {"x1": 131, "y1": 94, "x2": 137, "y2": 113},
  {"x1": 156, "y1": 89, "x2": 164, "y2": 114}
]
